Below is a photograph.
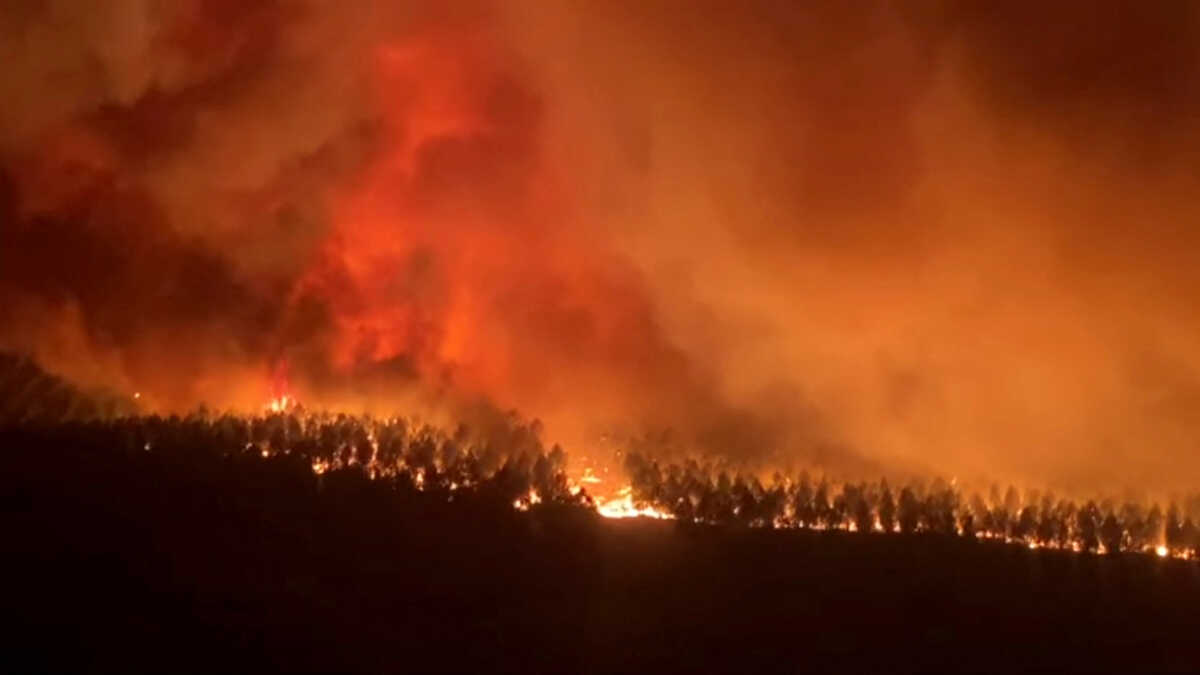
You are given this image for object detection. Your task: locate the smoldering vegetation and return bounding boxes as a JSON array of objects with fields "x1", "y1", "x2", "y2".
[{"x1": 625, "y1": 453, "x2": 1200, "y2": 559}]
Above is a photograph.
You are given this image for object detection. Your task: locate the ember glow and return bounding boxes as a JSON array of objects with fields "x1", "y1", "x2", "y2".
[{"x1": 2, "y1": 2, "x2": 1200, "y2": 499}]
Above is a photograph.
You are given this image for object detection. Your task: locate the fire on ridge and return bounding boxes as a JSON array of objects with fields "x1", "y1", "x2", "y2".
[{"x1": 55, "y1": 391, "x2": 1195, "y2": 560}]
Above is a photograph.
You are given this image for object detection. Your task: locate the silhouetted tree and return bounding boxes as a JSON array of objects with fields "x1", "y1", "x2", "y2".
[
  {"x1": 1077, "y1": 502, "x2": 1100, "y2": 553},
  {"x1": 814, "y1": 479, "x2": 833, "y2": 529},
  {"x1": 1012, "y1": 506, "x2": 1034, "y2": 541},
  {"x1": 1002, "y1": 485, "x2": 1021, "y2": 538},
  {"x1": 897, "y1": 487, "x2": 919, "y2": 534},
  {"x1": 1100, "y1": 512, "x2": 1123, "y2": 554},
  {"x1": 1167, "y1": 503, "x2": 1184, "y2": 551},
  {"x1": 1145, "y1": 504, "x2": 1165, "y2": 550},
  {"x1": 1181, "y1": 518, "x2": 1198, "y2": 557},
  {"x1": 793, "y1": 472, "x2": 815, "y2": 527},
  {"x1": 849, "y1": 484, "x2": 873, "y2": 534},
  {"x1": 878, "y1": 480, "x2": 896, "y2": 533}
]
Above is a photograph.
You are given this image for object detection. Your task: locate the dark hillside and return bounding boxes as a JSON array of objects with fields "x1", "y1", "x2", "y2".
[{"x1": 5, "y1": 426, "x2": 1200, "y2": 673}]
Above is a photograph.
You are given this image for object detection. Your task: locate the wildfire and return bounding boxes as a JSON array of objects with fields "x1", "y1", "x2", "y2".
[
  {"x1": 266, "y1": 395, "x2": 295, "y2": 413},
  {"x1": 593, "y1": 486, "x2": 675, "y2": 520},
  {"x1": 513, "y1": 489, "x2": 543, "y2": 512},
  {"x1": 162, "y1": 398, "x2": 1200, "y2": 558}
]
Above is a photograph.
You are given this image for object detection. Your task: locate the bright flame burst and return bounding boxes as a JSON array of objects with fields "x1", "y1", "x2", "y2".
[
  {"x1": 592, "y1": 485, "x2": 675, "y2": 520},
  {"x1": 513, "y1": 489, "x2": 542, "y2": 512},
  {"x1": 266, "y1": 395, "x2": 294, "y2": 413}
]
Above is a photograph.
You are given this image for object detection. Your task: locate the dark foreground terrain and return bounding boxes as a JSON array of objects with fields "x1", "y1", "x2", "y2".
[{"x1": 5, "y1": 432, "x2": 1200, "y2": 674}]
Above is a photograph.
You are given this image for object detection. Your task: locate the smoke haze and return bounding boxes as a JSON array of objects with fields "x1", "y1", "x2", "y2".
[{"x1": 3, "y1": 0, "x2": 1200, "y2": 493}]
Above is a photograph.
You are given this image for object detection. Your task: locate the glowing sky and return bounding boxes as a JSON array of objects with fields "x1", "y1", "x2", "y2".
[{"x1": 2, "y1": 1, "x2": 1199, "y2": 492}]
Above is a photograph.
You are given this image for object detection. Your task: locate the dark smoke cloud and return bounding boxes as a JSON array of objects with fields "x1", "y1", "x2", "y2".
[{"x1": 3, "y1": 1, "x2": 1200, "y2": 493}]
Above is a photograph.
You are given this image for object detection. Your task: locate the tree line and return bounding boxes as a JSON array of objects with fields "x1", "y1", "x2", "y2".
[
  {"x1": 624, "y1": 453, "x2": 1200, "y2": 558},
  {"x1": 2, "y1": 408, "x2": 592, "y2": 512}
]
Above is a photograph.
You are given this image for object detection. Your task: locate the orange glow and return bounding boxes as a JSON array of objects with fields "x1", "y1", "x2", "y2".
[
  {"x1": 266, "y1": 395, "x2": 295, "y2": 414},
  {"x1": 593, "y1": 486, "x2": 674, "y2": 520},
  {"x1": 6, "y1": 2, "x2": 1200, "y2": 504}
]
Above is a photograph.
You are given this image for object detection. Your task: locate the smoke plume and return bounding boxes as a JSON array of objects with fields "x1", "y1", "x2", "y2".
[{"x1": 3, "y1": 1, "x2": 1200, "y2": 493}]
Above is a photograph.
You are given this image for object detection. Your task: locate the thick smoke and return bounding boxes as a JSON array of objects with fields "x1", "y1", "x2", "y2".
[{"x1": 2, "y1": 1, "x2": 1200, "y2": 493}]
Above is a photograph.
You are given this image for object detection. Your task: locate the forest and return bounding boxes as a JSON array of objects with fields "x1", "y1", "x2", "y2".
[
  {"x1": 623, "y1": 453, "x2": 1200, "y2": 559},
  {"x1": 5, "y1": 353, "x2": 1200, "y2": 672}
]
